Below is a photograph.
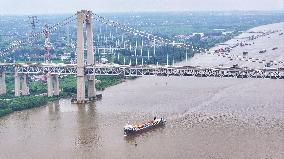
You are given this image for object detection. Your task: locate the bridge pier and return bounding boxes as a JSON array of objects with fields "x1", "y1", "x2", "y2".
[
  {"x1": 21, "y1": 74, "x2": 29, "y2": 95},
  {"x1": 76, "y1": 10, "x2": 86, "y2": 103},
  {"x1": 14, "y1": 72, "x2": 29, "y2": 96},
  {"x1": 53, "y1": 75, "x2": 60, "y2": 96},
  {"x1": 14, "y1": 72, "x2": 20, "y2": 96},
  {"x1": 87, "y1": 75, "x2": 95, "y2": 98},
  {"x1": 47, "y1": 74, "x2": 53, "y2": 97},
  {"x1": 47, "y1": 74, "x2": 60, "y2": 97},
  {"x1": 0, "y1": 72, "x2": 6, "y2": 95}
]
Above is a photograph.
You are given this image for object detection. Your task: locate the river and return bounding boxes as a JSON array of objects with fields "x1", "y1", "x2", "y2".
[{"x1": 0, "y1": 77, "x2": 283, "y2": 159}]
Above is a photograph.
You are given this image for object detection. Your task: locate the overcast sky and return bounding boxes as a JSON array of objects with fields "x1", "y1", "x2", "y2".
[{"x1": 1, "y1": 0, "x2": 283, "y2": 15}]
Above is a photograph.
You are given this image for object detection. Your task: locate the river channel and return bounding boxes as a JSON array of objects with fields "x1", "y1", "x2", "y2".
[{"x1": 0, "y1": 76, "x2": 283, "y2": 159}]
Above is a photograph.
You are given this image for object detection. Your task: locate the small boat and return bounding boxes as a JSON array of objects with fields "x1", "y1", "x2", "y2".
[
  {"x1": 124, "y1": 117, "x2": 166, "y2": 136},
  {"x1": 259, "y1": 49, "x2": 266, "y2": 53}
]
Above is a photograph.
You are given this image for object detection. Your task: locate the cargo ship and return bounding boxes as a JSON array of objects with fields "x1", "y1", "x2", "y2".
[{"x1": 124, "y1": 117, "x2": 166, "y2": 136}]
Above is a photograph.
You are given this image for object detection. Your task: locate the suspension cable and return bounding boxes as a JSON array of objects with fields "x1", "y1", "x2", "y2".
[
  {"x1": 92, "y1": 13, "x2": 284, "y2": 67},
  {"x1": 92, "y1": 13, "x2": 201, "y2": 51},
  {"x1": 0, "y1": 14, "x2": 77, "y2": 56}
]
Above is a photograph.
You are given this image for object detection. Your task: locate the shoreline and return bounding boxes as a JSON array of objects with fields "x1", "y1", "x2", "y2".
[
  {"x1": 0, "y1": 76, "x2": 125, "y2": 117},
  {"x1": 184, "y1": 22, "x2": 284, "y2": 68}
]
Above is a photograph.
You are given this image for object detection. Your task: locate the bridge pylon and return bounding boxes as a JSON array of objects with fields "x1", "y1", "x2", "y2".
[
  {"x1": 86, "y1": 11, "x2": 96, "y2": 100},
  {"x1": 76, "y1": 10, "x2": 95, "y2": 103}
]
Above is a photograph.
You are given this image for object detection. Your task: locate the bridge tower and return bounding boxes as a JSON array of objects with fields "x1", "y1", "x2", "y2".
[
  {"x1": 76, "y1": 10, "x2": 95, "y2": 103},
  {"x1": 86, "y1": 11, "x2": 96, "y2": 100}
]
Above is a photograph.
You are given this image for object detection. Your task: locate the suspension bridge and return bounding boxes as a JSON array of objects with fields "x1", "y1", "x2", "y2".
[{"x1": 0, "y1": 10, "x2": 283, "y2": 103}]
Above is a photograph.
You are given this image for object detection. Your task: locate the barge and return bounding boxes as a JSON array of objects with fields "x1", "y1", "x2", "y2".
[{"x1": 124, "y1": 117, "x2": 166, "y2": 136}]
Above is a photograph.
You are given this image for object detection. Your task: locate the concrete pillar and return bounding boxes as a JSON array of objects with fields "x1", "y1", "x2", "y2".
[
  {"x1": 0, "y1": 72, "x2": 6, "y2": 95},
  {"x1": 86, "y1": 11, "x2": 96, "y2": 98},
  {"x1": 87, "y1": 75, "x2": 95, "y2": 98},
  {"x1": 76, "y1": 10, "x2": 86, "y2": 103},
  {"x1": 86, "y1": 12, "x2": 94, "y2": 65},
  {"x1": 53, "y1": 75, "x2": 60, "y2": 96},
  {"x1": 47, "y1": 73, "x2": 53, "y2": 97},
  {"x1": 14, "y1": 72, "x2": 20, "y2": 97},
  {"x1": 21, "y1": 74, "x2": 29, "y2": 95}
]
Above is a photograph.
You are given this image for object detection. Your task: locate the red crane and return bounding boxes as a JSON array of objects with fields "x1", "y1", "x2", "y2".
[{"x1": 43, "y1": 24, "x2": 52, "y2": 62}]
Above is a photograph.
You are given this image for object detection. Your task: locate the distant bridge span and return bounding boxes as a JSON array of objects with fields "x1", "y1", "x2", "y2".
[{"x1": 1, "y1": 63, "x2": 283, "y2": 79}]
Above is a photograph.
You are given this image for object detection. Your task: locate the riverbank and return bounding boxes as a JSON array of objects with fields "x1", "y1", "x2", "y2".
[
  {"x1": 0, "y1": 96, "x2": 49, "y2": 117},
  {"x1": 0, "y1": 76, "x2": 125, "y2": 117},
  {"x1": 184, "y1": 22, "x2": 284, "y2": 68}
]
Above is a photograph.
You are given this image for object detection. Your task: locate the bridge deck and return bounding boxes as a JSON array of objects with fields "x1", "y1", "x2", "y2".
[{"x1": 0, "y1": 63, "x2": 283, "y2": 79}]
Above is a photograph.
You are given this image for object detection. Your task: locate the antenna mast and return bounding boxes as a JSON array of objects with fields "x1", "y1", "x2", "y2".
[
  {"x1": 28, "y1": 16, "x2": 38, "y2": 45},
  {"x1": 43, "y1": 24, "x2": 52, "y2": 62}
]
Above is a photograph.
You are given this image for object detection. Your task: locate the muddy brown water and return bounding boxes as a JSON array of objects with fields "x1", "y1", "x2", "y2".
[{"x1": 0, "y1": 77, "x2": 283, "y2": 159}]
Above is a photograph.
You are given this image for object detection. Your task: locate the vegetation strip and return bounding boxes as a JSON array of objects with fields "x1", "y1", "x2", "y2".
[{"x1": 0, "y1": 76, "x2": 124, "y2": 117}]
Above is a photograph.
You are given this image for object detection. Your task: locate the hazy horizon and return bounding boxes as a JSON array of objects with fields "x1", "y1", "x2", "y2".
[
  {"x1": 1, "y1": 10, "x2": 284, "y2": 17},
  {"x1": 0, "y1": 0, "x2": 283, "y2": 15}
]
